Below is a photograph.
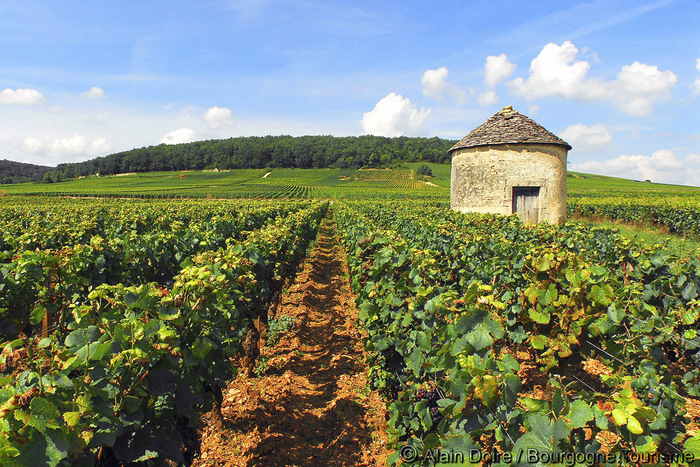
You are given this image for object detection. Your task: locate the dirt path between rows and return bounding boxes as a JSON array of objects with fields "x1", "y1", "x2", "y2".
[{"x1": 192, "y1": 212, "x2": 389, "y2": 466}]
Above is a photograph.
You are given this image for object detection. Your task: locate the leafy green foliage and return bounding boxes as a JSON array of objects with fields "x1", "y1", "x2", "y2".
[
  {"x1": 266, "y1": 315, "x2": 296, "y2": 347},
  {"x1": 568, "y1": 188, "x2": 700, "y2": 238},
  {"x1": 0, "y1": 199, "x2": 327, "y2": 465},
  {"x1": 0, "y1": 159, "x2": 53, "y2": 185},
  {"x1": 415, "y1": 164, "x2": 433, "y2": 177},
  {"x1": 336, "y1": 199, "x2": 700, "y2": 462},
  {"x1": 0, "y1": 197, "x2": 307, "y2": 338},
  {"x1": 39, "y1": 135, "x2": 456, "y2": 181}
]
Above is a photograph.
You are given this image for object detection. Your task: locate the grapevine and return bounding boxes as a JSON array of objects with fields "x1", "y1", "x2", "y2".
[{"x1": 336, "y1": 199, "x2": 700, "y2": 464}]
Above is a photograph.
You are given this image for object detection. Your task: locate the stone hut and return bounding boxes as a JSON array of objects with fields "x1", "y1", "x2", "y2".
[{"x1": 449, "y1": 106, "x2": 571, "y2": 224}]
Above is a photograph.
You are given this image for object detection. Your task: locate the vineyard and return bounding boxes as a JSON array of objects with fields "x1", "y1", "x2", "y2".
[
  {"x1": 567, "y1": 172, "x2": 700, "y2": 242},
  {"x1": 0, "y1": 197, "x2": 328, "y2": 465},
  {"x1": 1, "y1": 167, "x2": 700, "y2": 465},
  {"x1": 568, "y1": 194, "x2": 700, "y2": 239},
  {"x1": 0, "y1": 167, "x2": 448, "y2": 200},
  {"x1": 335, "y1": 199, "x2": 700, "y2": 465}
]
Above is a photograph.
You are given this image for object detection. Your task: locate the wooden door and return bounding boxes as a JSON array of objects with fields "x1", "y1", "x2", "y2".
[{"x1": 512, "y1": 187, "x2": 540, "y2": 223}]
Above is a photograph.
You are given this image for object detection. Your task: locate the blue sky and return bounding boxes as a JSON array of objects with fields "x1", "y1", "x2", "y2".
[{"x1": 1, "y1": 0, "x2": 699, "y2": 184}]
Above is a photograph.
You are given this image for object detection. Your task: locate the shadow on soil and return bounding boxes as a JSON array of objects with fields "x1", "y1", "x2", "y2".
[{"x1": 229, "y1": 217, "x2": 376, "y2": 466}]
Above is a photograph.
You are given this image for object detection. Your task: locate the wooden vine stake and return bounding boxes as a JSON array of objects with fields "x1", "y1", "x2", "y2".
[
  {"x1": 41, "y1": 310, "x2": 48, "y2": 339},
  {"x1": 42, "y1": 274, "x2": 50, "y2": 338}
]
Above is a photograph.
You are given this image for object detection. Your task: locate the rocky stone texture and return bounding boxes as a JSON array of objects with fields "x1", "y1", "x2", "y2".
[
  {"x1": 449, "y1": 107, "x2": 569, "y2": 224},
  {"x1": 449, "y1": 106, "x2": 571, "y2": 152}
]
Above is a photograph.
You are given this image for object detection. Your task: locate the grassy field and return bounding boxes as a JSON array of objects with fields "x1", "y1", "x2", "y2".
[
  {"x1": 3, "y1": 163, "x2": 699, "y2": 197},
  {"x1": 567, "y1": 171, "x2": 700, "y2": 193},
  {"x1": 0, "y1": 166, "x2": 449, "y2": 199}
]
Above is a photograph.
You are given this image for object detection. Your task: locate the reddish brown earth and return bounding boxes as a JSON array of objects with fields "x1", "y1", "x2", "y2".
[{"x1": 192, "y1": 213, "x2": 389, "y2": 466}]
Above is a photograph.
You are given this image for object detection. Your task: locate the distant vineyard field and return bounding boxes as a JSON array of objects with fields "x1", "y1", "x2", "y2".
[
  {"x1": 5, "y1": 166, "x2": 700, "y2": 239},
  {"x1": 0, "y1": 166, "x2": 450, "y2": 200}
]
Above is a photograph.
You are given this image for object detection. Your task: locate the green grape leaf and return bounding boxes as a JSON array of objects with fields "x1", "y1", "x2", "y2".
[
  {"x1": 528, "y1": 308, "x2": 551, "y2": 324},
  {"x1": 568, "y1": 400, "x2": 594, "y2": 429},
  {"x1": 589, "y1": 284, "x2": 613, "y2": 306}
]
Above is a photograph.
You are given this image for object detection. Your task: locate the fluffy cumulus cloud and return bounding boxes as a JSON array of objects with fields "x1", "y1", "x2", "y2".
[
  {"x1": 87, "y1": 138, "x2": 112, "y2": 156},
  {"x1": 81, "y1": 87, "x2": 105, "y2": 98},
  {"x1": 22, "y1": 136, "x2": 44, "y2": 153},
  {"x1": 0, "y1": 88, "x2": 46, "y2": 105},
  {"x1": 22, "y1": 135, "x2": 113, "y2": 159},
  {"x1": 203, "y1": 106, "x2": 234, "y2": 129},
  {"x1": 484, "y1": 53, "x2": 516, "y2": 87},
  {"x1": 507, "y1": 41, "x2": 676, "y2": 116},
  {"x1": 49, "y1": 135, "x2": 90, "y2": 156},
  {"x1": 421, "y1": 67, "x2": 466, "y2": 104},
  {"x1": 559, "y1": 123, "x2": 613, "y2": 152},
  {"x1": 361, "y1": 93, "x2": 431, "y2": 137},
  {"x1": 51, "y1": 135, "x2": 112, "y2": 157},
  {"x1": 160, "y1": 127, "x2": 196, "y2": 145},
  {"x1": 613, "y1": 62, "x2": 677, "y2": 116},
  {"x1": 508, "y1": 41, "x2": 607, "y2": 100},
  {"x1": 571, "y1": 150, "x2": 700, "y2": 186},
  {"x1": 477, "y1": 54, "x2": 516, "y2": 106}
]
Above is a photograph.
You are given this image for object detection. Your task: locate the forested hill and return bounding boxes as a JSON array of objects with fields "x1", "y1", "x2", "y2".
[
  {"x1": 0, "y1": 159, "x2": 54, "y2": 185},
  {"x1": 44, "y1": 135, "x2": 457, "y2": 182}
]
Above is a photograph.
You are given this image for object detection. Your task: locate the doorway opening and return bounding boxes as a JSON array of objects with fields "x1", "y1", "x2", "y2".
[{"x1": 512, "y1": 186, "x2": 540, "y2": 223}]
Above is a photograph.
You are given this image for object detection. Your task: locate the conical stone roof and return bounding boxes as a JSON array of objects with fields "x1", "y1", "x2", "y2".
[{"x1": 449, "y1": 106, "x2": 572, "y2": 152}]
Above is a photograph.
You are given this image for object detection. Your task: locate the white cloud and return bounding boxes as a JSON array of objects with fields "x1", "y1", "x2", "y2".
[
  {"x1": 560, "y1": 123, "x2": 613, "y2": 152},
  {"x1": 693, "y1": 58, "x2": 700, "y2": 96},
  {"x1": 0, "y1": 88, "x2": 46, "y2": 105},
  {"x1": 23, "y1": 136, "x2": 43, "y2": 153},
  {"x1": 580, "y1": 47, "x2": 600, "y2": 64},
  {"x1": 475, "y1": 54, "x2": 515, "y2": 107},
  {"x1": 1, "y1": 97, "x2": 240, "y2": 164},
  {"x1": 19, "y1": 134, "x2": 112, "y2": 161},
  {"x1": 81, "y1": 87, "x2": 105, "y2": 98},
  {"x1": 484, "y1": 53, "x2": 516, "y2": 87},
  {"x1": 203, "y1": 106, "x2": 234, "y2": 129},
  {"x1": 361, "y1": 93, "x2": 431, "y2": 137},
  {"x1": 507, "y1": 41, "x2": 676, "y2": 116},
  {"x1": 421, "y1": 67, "x2": 466, "y2": 104},
  {"x1": 477, "y1": 90, "x2": 498, "y2": 106},
  {"x1": 612, "y1": 62, "x2": 677, "y2": 116},
  {"x1": 49, "y1": 135, "x2": 89, "y2": 156},
  {"x1": 160, "y1": 127, "x2": 196, "y2": 145},
  {"x1": 508, "y1": 41, "x2": 607, "y2": 101},
  {"x1": 571, "y1": 150, "x2": 700, "y2": 186},
  {"x1": 87, "y1": 138, "x2": 112, "y2": 156}
]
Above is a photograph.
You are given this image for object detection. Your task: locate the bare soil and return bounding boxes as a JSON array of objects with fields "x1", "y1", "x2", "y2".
[{"x1": 192, "y1": 212, "x2": 389, "y2": 466}]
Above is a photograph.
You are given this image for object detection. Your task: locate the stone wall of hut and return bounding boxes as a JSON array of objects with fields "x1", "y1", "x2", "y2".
[{"x1": 450, "y1": 143, "x2": 567, "y2": 224}]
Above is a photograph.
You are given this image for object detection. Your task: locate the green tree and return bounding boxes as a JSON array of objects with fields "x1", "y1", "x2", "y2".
[{"x1": 416, "y1": 164, "x2": 433, "y2": 177}]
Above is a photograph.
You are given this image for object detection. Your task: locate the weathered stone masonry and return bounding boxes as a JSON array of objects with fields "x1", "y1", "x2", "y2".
[{"x1": 449, "y1": 107, "x2": 571, "y2": 224}]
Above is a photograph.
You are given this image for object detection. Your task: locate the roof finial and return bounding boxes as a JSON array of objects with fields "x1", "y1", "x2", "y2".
[{"x1": 501, "y1": 105, "x2": 513, "y2": 113}]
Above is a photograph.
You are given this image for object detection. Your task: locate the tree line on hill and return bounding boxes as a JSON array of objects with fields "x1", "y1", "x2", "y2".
[
  {"x1": 0, "y1": 159, "x2": 54, "y2": 185},
  {"x1": 39, "y1": 135, "x2": 456, "y2": 182}
]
